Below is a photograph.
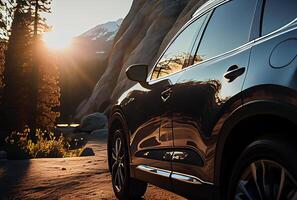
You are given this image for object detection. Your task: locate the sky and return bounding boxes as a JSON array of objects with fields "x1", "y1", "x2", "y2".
[{"x1": 44, "y1": 0, "x2": 133, "y2": 49}]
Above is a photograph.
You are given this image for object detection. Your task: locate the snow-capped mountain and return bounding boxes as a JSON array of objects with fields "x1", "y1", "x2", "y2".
[
  {"x1": 81, "y1": 18, "x2": 123, "y2": 42},
  {"x1": 71, "y1": 18, "x2": 123, "y2": 59}
]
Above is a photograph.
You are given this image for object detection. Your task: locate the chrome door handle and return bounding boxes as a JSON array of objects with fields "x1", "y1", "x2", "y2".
[{"x1": 224, "y1": 65, "x2": 246, "y2": 82}]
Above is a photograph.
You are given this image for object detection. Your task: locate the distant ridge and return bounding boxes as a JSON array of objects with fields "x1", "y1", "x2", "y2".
[
  {"x1": 71, "y1": 18, "x2": 123, "y2": 59},
  {"x1": 81, "y1": 18, "x2": 123, "y2": 42}
]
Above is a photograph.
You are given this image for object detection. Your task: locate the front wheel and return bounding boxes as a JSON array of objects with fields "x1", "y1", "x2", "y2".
[
  {"x1": 228, "y1": 139, "x2": 297, "y2": 200},
  {"x1": 109, "y1": 130, "x2": 147, "y2": 199}
]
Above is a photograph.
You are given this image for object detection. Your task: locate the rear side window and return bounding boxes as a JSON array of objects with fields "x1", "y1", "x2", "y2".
[
  {"x1": 262, "y1": 0, "x2": 297, "y2": 35},
  {"x1": 194, "y1": 0, "x2": 257, "y2": 63}
]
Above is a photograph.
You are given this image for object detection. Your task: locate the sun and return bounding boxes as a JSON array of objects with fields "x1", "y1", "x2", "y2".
[{"x1": 44, "y1": 31, "x2": 72, "y2": 50}]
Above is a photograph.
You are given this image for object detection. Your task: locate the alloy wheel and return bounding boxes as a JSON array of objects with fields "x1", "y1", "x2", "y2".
[
  {"x1": 234, "y1": 160, "x2": 297, "y2": 200},
  {"x1": 111, "y1": 137, "x2": 126, "y2": 192}
]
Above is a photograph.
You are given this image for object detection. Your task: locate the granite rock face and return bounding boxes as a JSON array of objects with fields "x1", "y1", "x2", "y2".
[{"x1": 75, "y1": 0, "x2": 207, "y2": 119}]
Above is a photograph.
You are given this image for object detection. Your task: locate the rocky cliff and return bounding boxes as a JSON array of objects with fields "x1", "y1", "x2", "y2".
[{"x1": 75, "y1": 0, "x2": 207, "y2": 119}]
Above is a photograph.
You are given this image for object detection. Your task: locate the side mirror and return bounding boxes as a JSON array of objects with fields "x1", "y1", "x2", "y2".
[{"x1": 126, "y1": 64, "x2": 148, "y2": 83}]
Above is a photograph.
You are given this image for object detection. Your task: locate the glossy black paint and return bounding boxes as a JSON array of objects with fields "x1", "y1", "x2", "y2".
[{"x1": 108, "y1": 0, "x2": 297, "y2": 199}]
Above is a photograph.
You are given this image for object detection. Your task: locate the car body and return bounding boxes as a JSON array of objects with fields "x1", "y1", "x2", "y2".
[{"x1": 108, "y1": 0, "x2": 297, "y2": 199}]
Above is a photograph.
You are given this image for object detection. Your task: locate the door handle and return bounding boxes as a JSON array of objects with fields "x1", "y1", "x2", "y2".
[
  {"x1": 161, "y1": 87, "x2": 172, "y2": 102},
  {"x1": 224, "y1": 65, "x2": 246, "y2": 82}
]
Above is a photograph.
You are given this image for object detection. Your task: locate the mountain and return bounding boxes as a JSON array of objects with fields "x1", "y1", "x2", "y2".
[
  {"x1": 81, "y1": 18, "x2": 123, "y2": 42},
  {"x1": 74, "y1": 0, "x2": 208, "y2": 119},
  {"x1": 58, "y1": 19, "x2": 123, "y2": 123},
  {"x1": 71, "y1": 18, "x2": 123, "y2": 60}
]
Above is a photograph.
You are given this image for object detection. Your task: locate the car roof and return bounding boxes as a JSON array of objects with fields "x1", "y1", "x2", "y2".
[{"x1": 192, "y1": 0, "x2": 227, "y2": 18}]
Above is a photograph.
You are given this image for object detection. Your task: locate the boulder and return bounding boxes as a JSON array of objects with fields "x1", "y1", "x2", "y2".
[
  {"x1": 80, "y1": 147, "x2": 95, "y2": 157},
  {"x1": 80, "y1": 112, "x2": 108, "y2": 132},
  {"x1": 90, "y1": 128, "x2": 108, "y2": 135}
]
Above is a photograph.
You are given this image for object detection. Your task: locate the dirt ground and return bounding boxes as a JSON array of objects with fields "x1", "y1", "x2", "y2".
[{"x1": 0, "y1": 132, "x2": 184, "y2": 200}]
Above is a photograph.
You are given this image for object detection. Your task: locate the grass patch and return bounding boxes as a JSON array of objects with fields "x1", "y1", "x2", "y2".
[{"x1": 5, "y1": 128, "x2": 83, "y2": 159}]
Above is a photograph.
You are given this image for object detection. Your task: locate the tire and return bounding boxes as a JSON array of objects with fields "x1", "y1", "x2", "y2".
[
  {"x1": 227, "y1": 138, "x2": 297, "y2": 200},
  {"x1": 109, "y1": 129, "x2": 147, "y2": 199}
]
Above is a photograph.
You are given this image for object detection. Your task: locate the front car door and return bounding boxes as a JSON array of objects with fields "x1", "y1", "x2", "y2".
[
  {"x1": 129, "y1": 18, "x2": 204, "y2": 189},
  {"x1": 169, "y1": 0, "x2": 259, "y2": 198}
]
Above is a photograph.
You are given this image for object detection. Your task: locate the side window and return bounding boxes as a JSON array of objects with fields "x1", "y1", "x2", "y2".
[
  {"x1": 195, "y1": 0, "x2": 257, "y2": 64},
  {"x1": 151, "y1": 15, "x2": 207, "y2": 80},
  {"x1": 262, "y1": 0, "x2": 297, "y2": 36}
]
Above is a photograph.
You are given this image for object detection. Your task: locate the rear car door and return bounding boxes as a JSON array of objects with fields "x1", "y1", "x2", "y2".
[
  {"x1": 169, "y1": 0, "x2": 259, "y2": 198},
  {"x1": 130, "y1": 18, "x2": 205, "y2": 189}
]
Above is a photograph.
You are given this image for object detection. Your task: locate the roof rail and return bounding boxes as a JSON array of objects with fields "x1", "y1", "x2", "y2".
[
  {"x1": 192, "y1": 0, "x2": 216, "y2": 17},
  {"x1": 192, "y1": 0, "x2": 231, "y2": 18}
]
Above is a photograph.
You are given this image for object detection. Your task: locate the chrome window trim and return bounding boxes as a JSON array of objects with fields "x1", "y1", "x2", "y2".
[
  {"x1": 256, "y1": 18, "x2": 297, "y2": 43},
  {"x1": 192, "y1": 0, "x2": 230, "y2": 19}
]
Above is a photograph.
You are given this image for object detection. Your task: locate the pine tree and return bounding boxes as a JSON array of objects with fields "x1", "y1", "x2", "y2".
[
  {"x1": 30, "y1": 0, "x2": 52, "y2": 132},
  {"x1": 30, "y1": 0, "x2": 60, "y2": 131},
  {"x1": 36, "y1": 40, "x2": 60, "y2": 130},
  {"x1": 1, "y1": 0, "x2": 33, "y2": 132},
  {"x1": 1, "y1": 0, "x2": 60, "y2": 134}
]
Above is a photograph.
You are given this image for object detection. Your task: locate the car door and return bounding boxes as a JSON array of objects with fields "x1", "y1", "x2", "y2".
[
  {"x1": 130, "y1": 17, "x2": 205, "y2": 189},
  {"x1": 168, "y1": 0, "x2": 259, "y2": 198}
]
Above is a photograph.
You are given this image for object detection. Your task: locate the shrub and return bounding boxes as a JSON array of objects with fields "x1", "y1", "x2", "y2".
[{"x1": 5, "y1": 128, "x2": 82, "y2": 159}]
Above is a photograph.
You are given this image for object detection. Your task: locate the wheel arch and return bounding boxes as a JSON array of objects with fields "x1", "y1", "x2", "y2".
[
  {"x1": 108, "y1": 107, "x2": 132, "y2": 172},
  {"x1": 215, "y1": 99, "x2": 297, "y2": 196}
]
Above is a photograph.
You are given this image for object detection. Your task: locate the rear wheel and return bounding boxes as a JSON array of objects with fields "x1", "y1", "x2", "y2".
[
  {"x1": 228, "y1": 139, "x2": 297, "y2": 200},
  {"x1": 110, "y1": 130, "x2": 147, "y2": 199}
]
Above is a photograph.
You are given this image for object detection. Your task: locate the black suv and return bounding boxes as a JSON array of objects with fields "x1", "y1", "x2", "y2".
[{"x1": 107, "y1": 0, "x2": 297, "y2": 199}]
